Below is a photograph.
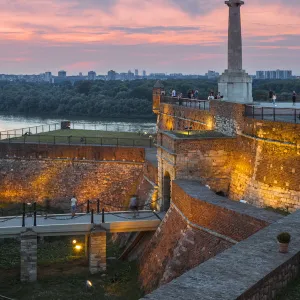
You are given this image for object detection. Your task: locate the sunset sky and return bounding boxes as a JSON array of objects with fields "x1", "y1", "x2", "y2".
[{"x1": 1, "y1": 0, "x2": 300, "y2": 75}]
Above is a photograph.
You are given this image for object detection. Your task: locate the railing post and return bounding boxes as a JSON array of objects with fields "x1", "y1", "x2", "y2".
[
  {"x1": 252, "y1": 106, "x2": 254, "y2": 119},
  {"x1": 42, "y1": 125, "x2": 44, "y2": 133},
  {"x1": 97, "y1": 199, "x2": 100, "y2": 214},
  {"x1": 261, "y1": 107, "x2": 264, "y2": 120},
  {"x1": 273, "y1": 108, "x2": 276, "y2": 121},
  {"x1": 55, "y1": 124, "x2": 57, "y2": 130},
  {"x1": 38, "y1": 135, "x2": 40, "y2": 144},
  {"x1": 150, "y1": 138, "x2": 152, "y2": 148},
  {"x1": 295, "y1": 109, "x2": 297, "y2": 123},
  {"x1": 102, "y1": 208, "x2": 105, "y2": 223},
  {"x1": 117, "y1": 138, "x2": 119, "y2": 147},
  {"x1": 54, "y1": 136, "x2": 56, "y2": 145},
  {"x1": 33, "y1": 202, "x2": 37, "y2": 226},
  {"x1": 91, "y1": 209, "x2": 94, "y2": 224},
  {"x1": 22, "y1": 203, "x2": 26, "y2": 227},
  {"x1": 87, "y1": 200, "x2": 90, "y2": 214}
]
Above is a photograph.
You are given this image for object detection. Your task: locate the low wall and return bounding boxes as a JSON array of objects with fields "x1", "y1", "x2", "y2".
[
  {"x1": 0, "y1": 143, "x2": 145, "y2": 162},
  {"x1": 142, "y1": 210, "x2": 300, "y2": 300}
]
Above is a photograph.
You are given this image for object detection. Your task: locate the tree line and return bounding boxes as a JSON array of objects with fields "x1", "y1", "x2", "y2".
[{"x1": 0, "y1": 79, "x2": 299, "y2": 118}]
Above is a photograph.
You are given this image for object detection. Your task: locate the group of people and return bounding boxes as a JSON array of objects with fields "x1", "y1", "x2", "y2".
[
  {"x1": 171, "y1": 89, "x2": 223, "y2": 100},
  {"x1": 208, "y1": 91, "x2": 223, "y2": 100},
  {"x1": 171, "y1": 89, "x2": 199, "y2": 99},
  {"x1": 269, "y1": 90, "x2": 297, "y2": 106},
  {"x1": 70, "y1": 194, "x2": 140, "y2": 218}
]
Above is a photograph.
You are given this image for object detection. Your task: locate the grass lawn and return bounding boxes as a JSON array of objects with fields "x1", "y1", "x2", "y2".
[
  {"x1": 7, "y1": 129, "x2": 155, "y2": 147},
  {"x1": 0, "y1": 236, "x2": 143, "y2": 300}
]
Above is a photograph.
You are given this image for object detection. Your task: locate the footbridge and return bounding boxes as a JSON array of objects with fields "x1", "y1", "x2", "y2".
[{"x1": 0, "y1": 210, "x2": 164, "y2": 282}]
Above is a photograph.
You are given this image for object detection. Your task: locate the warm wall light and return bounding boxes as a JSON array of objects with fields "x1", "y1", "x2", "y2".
[
  {"x1": 86, "y1": 280, "x2": 93, "y2": 288},
  {"x1": 72, "y1": 239, "x2": 77, "y2": 244},
  {"x1": 75, "y1": 245, "x2": 82, "y2": 251}
]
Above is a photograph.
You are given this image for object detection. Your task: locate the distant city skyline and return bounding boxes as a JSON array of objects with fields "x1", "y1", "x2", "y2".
[{"x1": 1, "y1": 0, "x2": 300, "y2": 75}]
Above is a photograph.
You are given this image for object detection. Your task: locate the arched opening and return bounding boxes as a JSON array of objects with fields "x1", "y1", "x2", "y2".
[{"x1": 163, "y1": 172, "x2": 171, "y2": 211}]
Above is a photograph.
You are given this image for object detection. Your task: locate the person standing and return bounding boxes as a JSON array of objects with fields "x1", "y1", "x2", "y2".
[
  {"x1": 292, "y1": 91, "x2": 297, "y2": 106},
  {"x1": 172, "y1": 89, "x2": 176, "y2": 97},
  {"x1": 129, "y1": 195, "x2": 139, "y2": 218},
  {"x1": 272, "y1": 93, "x2": 277, "y2": 106},
  {"x1": 71, "y1": 195, "x2": 77, "y2": 218},
  {"x1": 269, "y1": 90, "x2": 274, "y2": 103}
]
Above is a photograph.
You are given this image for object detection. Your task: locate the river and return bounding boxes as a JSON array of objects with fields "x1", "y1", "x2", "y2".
[{"x1": 0, "y1": 114, "x2": 156, "y2": 133}]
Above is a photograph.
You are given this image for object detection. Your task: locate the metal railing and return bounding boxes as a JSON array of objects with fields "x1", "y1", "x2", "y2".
[
  {"x1": 0, "y1": 134, "x2": 155, "y2": 148},
  {"x1": 245, "y1": 105, "x2": 300, "y2": 124},
  {"x1": 69, "y1": 122, "x2": 156, "y2": 133},
  {"x1": 161, "y1": 96, "x2": 210, "y2": 111},
  {"x1": 0, "y1": 123, "x2": 60, "y2": 141},
  {"x1": 0, "y1": 122, "x2": 156, "y2": 141}
]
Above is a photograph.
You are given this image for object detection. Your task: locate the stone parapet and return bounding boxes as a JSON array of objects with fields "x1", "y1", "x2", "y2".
[
  {"x1": 20, "y1": 230, "x2": 37, "y2": 282},
  {"x1": 141, "y1": 210, "x2": 300, "y2": 300}
]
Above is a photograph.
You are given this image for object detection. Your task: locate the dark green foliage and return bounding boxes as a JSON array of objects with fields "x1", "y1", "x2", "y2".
[
  {"x1": 0, "y1": 79, "x2": 299, "y2": 118},
  {"x1": 277, "y1": 232, "x2": 291, "y2": 244}
]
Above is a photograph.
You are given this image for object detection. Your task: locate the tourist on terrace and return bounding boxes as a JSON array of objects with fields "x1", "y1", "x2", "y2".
[
  {"x1": 129, "y1": 195, "x2": 139, "y2": 218},
  {"x1": 292, "y1": 91, "x2": 297, "y2": 106},
  {"x1": 272, "y1": 93, "x2": 277, "y2": 106},
  {"x1": 194, "y1": 90, "x2": 199, "y2": 99},
  {"x1": 217, "y1": 92, "x2": 221, "y2": 99},
  {"x1": 71, "y1": 195, "x2": 77, "y2": 218},
  {"x1": 172, "y1": 89, "x2": 176, "y2": 97},
  {"x1": 187, "y1": 90, "x2": 192, "y2": 99}
]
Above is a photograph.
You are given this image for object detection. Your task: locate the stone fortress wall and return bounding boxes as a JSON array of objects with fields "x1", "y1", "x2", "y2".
[
  {"x1": 156, "y1": 100, "x2": 300, "y2": 212},
  {"x1": 0, "y1": 145, "x2": 150, "y2": 210}
]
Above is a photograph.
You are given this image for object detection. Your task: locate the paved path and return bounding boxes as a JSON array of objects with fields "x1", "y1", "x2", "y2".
[
  {"x1": 253, "y1": 101, "x2": 300, "y2": 108},
  {"x1": 0, "y1": 210, "x2": 164, "y2": 237}
]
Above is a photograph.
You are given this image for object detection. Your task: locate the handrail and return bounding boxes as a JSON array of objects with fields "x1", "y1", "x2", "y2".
[
  {"x1": 245, "y1": 105, "x2": 300, "y2": 124},
  {"x1": 161, "y1": 96, "x2": 210, "y2": 111}
]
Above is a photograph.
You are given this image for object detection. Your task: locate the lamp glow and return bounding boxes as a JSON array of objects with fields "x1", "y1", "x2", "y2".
[
  {"x1": 86, "y1": 280, "x2": 93, "y2": 288},
  {"x1": 75, "y1": 245, "x2": 82, "y2": 251},
  {"x1": 72, "y1": 239, "x2": 77, "y2": 244}
]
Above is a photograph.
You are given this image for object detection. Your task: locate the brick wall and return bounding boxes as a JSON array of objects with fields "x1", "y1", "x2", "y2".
[
  {"x1": 0, "y1": 143, "x2": 145, "y2": 162},
  {"x1": 141, "y1": 210, "x2": 300, "y2": 300},
  {"x1": 139, "y1": 204, "x2": 233, "y2": 294},
  {"x1": 139, "y1": 180, "x2": 280, "y2": 294},
  {"x1": 0, "y1": 159, "x2": 143, "y2": 209}
]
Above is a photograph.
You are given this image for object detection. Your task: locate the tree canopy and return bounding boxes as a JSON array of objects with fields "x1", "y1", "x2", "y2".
[{"x1": 0, "y1": 79, "x2": 299, "y2": 118}]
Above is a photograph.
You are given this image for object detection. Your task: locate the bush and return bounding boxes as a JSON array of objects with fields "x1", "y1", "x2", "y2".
[{"x1": 277, "y1": 232, "x2": 291, "y2": 244}]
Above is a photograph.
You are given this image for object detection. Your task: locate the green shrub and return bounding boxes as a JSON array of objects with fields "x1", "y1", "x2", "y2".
[{"x1": 277, "y1": 232, "x2": 291, "y2": 244}]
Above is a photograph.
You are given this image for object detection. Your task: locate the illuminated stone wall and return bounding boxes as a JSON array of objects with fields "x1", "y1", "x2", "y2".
[
  {"x1": 156, "y1": 99, "x2": 300, "y2": 211},
  {"x1": 0, "y1": 159, "x2": 143, "y2": 209},
  {"x1": 157, "y1": 103, "x2": 214, "y2": 131}
]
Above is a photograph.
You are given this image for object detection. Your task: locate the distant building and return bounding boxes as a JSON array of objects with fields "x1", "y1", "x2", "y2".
[
  {"x1": 88, "y1": 71, "x2": 96, "y2": 80},
  {"x1": 107, "y1": 70, "x2": 117, "y2": 81},
  {"x1": 205, "y1": 70, "x2": 219, "y2": 79},
  {"x1": 143, "y1": 70, "x2": 146, "y2": 78},
  {"x1": 134, "y1": 69, "x2": 139, "y2": 77},
  {"x1": 79, "y1": 72, "x2": 83, "y2": 76},
  {"x1": 256, "y1": 70, "x2": 293, "y2": 80},
  {"x1": 128, "y1": 70, "x2": 134, "y2": 81},
  {"x1": 44, "y1": 72, "x2": 52, "y2": 83},
  {"x1": 58, "y1": 70, "x2": 67, "y2": 77}
]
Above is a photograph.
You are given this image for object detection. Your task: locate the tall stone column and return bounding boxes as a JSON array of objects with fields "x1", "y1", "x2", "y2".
[
  {"x1": 218, "y1": 0, "x2": 253, "y2": 103},
  {"x1": 89, "y1": 231, "x2": 106, "y2": 274},
  {"x1": 20, "y1": 230, "x2": 37, "y2": 282}
]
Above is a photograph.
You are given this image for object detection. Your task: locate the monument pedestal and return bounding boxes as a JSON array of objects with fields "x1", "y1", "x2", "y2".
[{"x1": 218, "y1": 69, "x2": 253, "y2": 103}]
